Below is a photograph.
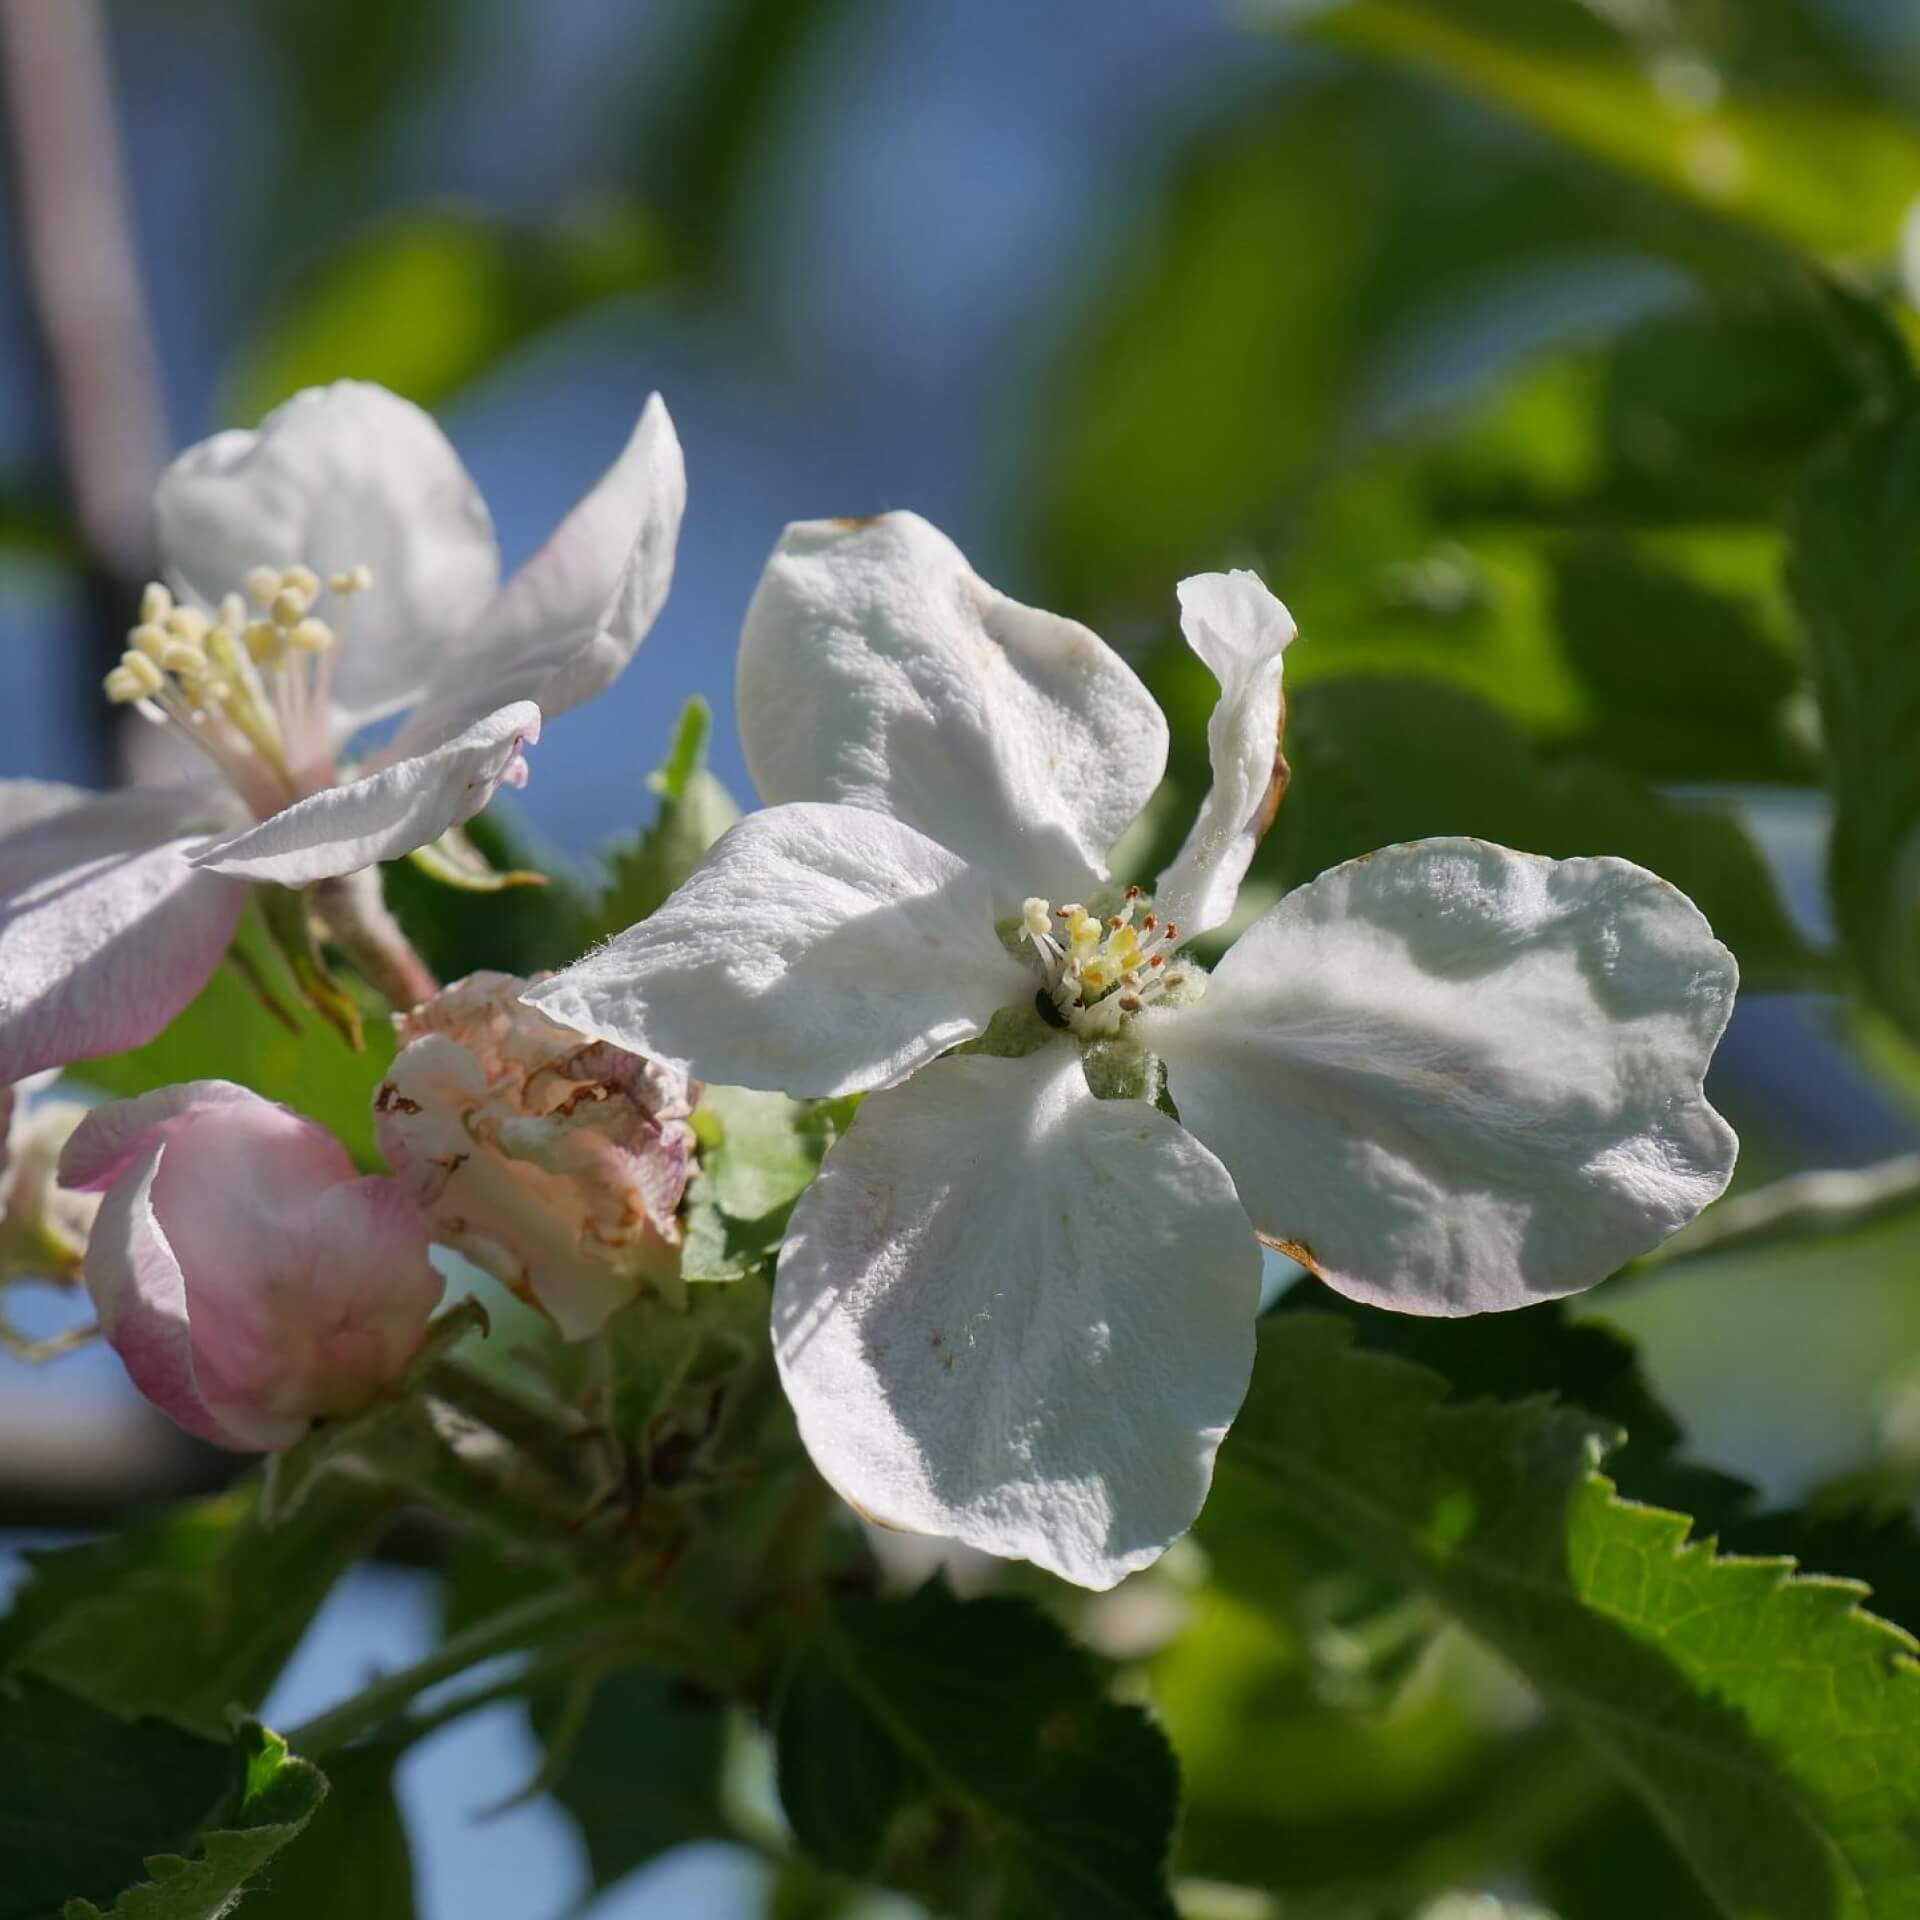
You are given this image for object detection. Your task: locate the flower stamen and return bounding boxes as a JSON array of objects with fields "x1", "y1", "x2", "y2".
[
  {"x1": 101, "y1": 558, "x2": 375, "y2": 817},
  {"x1": 1019, "y1": 889, "x2": 1198, "y2": 1037}
]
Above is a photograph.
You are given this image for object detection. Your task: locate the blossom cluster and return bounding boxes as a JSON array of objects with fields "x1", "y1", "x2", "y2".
[{"x1": 0, "y1": 382, "x2": 1738, "y2": 1587}]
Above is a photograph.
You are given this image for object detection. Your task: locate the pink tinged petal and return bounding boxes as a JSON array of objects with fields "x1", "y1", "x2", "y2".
[
  {"x1": 773, "y1": 1045, "x2": 1262, "y2": 1590},
  {"x1": 736, "y1": 513, "x2": 1169, "y2": 908},
  {"x1": 73, "y1": 1081, "x2": 440, "y2": 1447},
  {"x1": 1146, "y1": 839, "x2": 1740, "y2": 1316},
  {"x1": 188, "y1": 702, "x2": 541, "y2": 886},
  {"x1": 278, "y1": 1176, "x2": 443, "y2": 1416},
  {"x1": 393, "y1": 395, "x2": 686, "y2": 758},
  {"x1": 82, "y1": 1138, "x2": 306, "y2": 1451},
  {"x1": 59, "y1": 1077, "x2": 268, "y2": 1190},
  {"x1": 1154, "y1": 571, "x2": 1295, "y2": 938},
  {"x1": 529, "y1": 801, "x2": 1030, "y2": 1099},
  {"x1": 153, "y1": 381, "x2": 500, "y2": 740},
  {"x1": 0, "y1": 784, "x2": 249, "y2": 1081}
]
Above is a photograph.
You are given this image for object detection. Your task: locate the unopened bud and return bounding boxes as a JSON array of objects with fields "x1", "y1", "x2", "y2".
[{"x1": 59, "y1": 1081, "x2": 443, "y2": 1451}]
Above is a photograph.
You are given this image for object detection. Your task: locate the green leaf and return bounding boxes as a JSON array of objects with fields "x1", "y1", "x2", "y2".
[
  {"x1": 70, "y1": 908, "x2": 393, "y2": 1170},
  {"x1": 1302, "y1": 0, "x2": 1920, "y2": 260},
  {"x1": 61, "y1": 1723, "x2": 327, "y2": 1920},
  {"x1": 1031, "y1": 69, "x2": 1637, "y2": 617},
  {"x1": 680, "y1": 1086, "x2": 844, "y2": 1283},
  {"x1": 0, "y1": 1479, "x2": 391, "y2": 1740},
  {"x1": 774, "y1": 1585, "x2": 1180, "y2": 1918},
  {"x1": 229, "y1": 203, "x2": 667, "y2": 419},
  {"x1": 0, "y1": 1679, "x2": 243, "y2": 1920},
  {"x1": 534, "y1": 1668, "x2": 730, "y2": 1890},
  {"x1": 1215, "y1": 1312, "x2": 1920, "y2": 1919},
  {"x1": 239, "y1": 1743, "x2": 414, "y2": 1920},
  {"x1": 1257, "y1": 675, "x2": 1819, "y2": 985},
  {"x1": 1786, "y1": 387, "x2": 1920, "y2": 1043},
  {"x1": 592, "y1": 697, "x2": 740, "y2": 941},
  {"x1": 383, "y1": 809, "x2": 598, "y2": 983}
]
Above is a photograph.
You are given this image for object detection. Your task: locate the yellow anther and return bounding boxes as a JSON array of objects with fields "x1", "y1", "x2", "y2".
[
  {"x1": 103, "y1": 665, "x2": 145, "y2": 704},
  {"x1": 128, "y1": 622, "x2": 169, "y2": 662},
  {"x1": 282, "y1": 562, "x2": 321, "y2": 600},
  {"x1": 164, "y1": 605, "x2": 210, "y2": 644},
  {"x1": 139, "y1": 582, "x2": 173, "y2": 624},
  {"x1": 1022, "y1": 897, "x2": 1053, "y2": 938},
  {"x1": 1110, "y1": 926, "x2": 1140, "y2": 963},
  {"x1": 244, "y1": 620, "x2": 281, "y2": 663},
  {"x1": 288, "y1": 616, "x2": 334, "y2": 653},
  {"x1": 116, "y1": 649, "x2": 165, "y2": 697},
  {"x1": 271, "y1": 586, "x2": 310, "y2": 628},
  {"x1": 219, "y1": 593, "x2": 245, "y2": 628},
  {"x1": 160, "y1": 640, "x2": 209, "y2": 681},
  {"x1": 1070, "y1": 918, "x2": 1100, "y2": 949},
  {"x1": 244, "y1": 566, "x2": 283, "y2": 607},
  {"x1": 329, "y1": 563, "x2": 374, "y2": 595}
]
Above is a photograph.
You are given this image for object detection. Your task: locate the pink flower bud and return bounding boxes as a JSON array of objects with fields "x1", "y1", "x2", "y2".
[
  {"x1": 59, "y1": 1080, "x2": 444, "y2": 1450},
  {"x1": 375, "y1": 972, "x2": 697, "y2": 1340},
  {"x1": 0, "y1": 1079, "x2": 100, "y2": 1282}
]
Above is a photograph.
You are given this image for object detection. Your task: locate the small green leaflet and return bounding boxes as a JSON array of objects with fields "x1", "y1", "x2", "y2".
[
  {"x1": 1215, "y1": 1312, "x2": 1920, "y2": 1919},
  {"x1": 592, "y1": 696, "x2": 740, "y2": 941},
  {"x1": 0, "y1": 1683, "x2": 322, "y2": 1920},
  {"x1": 61, "y1": 1724, "x2": 327, "y2": 1920}
]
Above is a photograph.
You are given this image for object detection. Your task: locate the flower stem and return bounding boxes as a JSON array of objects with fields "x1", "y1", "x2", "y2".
[
  {"x1": 312, "y1": 865, "x2": 438, "y2": 1013},
  {"x1": 287, "y1": 1584, "x2": 606, "y2": 1760}
]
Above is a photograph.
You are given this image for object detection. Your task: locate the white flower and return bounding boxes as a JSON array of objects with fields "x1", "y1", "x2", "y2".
[
  {"x1": 527, "y1": 513, "x2": 1739, "y2": 1589},
  {"x1": 0, "y1": 380, "x2": 684, "y2": 1079}
]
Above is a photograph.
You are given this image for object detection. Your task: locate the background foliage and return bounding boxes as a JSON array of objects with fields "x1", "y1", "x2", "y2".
[{"x1": 8, "y1": 1, "x2": 1920, "y2": 1916}]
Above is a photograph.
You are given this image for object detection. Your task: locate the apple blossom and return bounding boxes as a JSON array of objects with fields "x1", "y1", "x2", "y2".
[
  {"x1": 0, "y1": 379, "x2": 685, "y2": 1080},
  {"x1": 375, "y1": 971, "x2": 698, "y2": 1341},
  {"x1": 0, "y1": 1077, "x2": 99, "y2": 1284},
  {"x1": 526, "y1": 513, "x2": 1739, "y2": 1589},
  {"x1": 59, "y1": 1080, "x2": 444, "y2": 1450}
]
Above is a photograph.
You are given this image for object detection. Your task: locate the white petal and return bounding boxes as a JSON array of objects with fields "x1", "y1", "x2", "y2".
[
  {"x1": 736, "y1": 513, "x2": 1168, "y2": 906},
  {"x1": 1146, "y1": 839, "x2": 1739, "y2": 1315},
  {"x1": 154, "y1": 381, "x2": 500, "y2": 738},
  {"x1": 0, "y1": 785, "x2": 249, "y2": 1080},
  {"x1": 1154, "y1": 571, "x2": 1295, "y2": 937},
  {"x1": 526, "y1": 801, "x2": 1028, "y2": 1098},
  {"x1": 389, "y1": 394, "x2": 685, "y2": 757},
  {"x1": 189, "y1": 703, "x2": 540, "y2": 887},
  {"x1": 773, "y1": 1045, "x2": 1262, "y2": 1589}
]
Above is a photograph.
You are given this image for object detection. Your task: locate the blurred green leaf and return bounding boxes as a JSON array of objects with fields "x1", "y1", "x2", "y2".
[
  {"x1": 228, "y1": 202, "x2": 667, "y2": 421},
  {"x1": 1158, "y1": 1580, "x2": 1595, "y2": 1901},
  {"x1": 71, "y1": 905, "x2": 392, "y2": 1168},
  {"x1": 62, "y1": 1722, "x2": 327, "y2": 1920},
  {"x1": 1249, "y1": 675, "x2": 1817, "y2": 984},
  {"x1": 646, "y1": 0, "x2": 860, "y2": 273},
  {"x1": 1218, "y1": 1311, "x2": 1920, "y2": 1920},
  {"x1": 775, "y1": 1585, "x2": 1180, "y2": 1917},
  {"x1": 537, "y1": 1670, "x2": 731, "y2": 1890},
  {"x1": 240, "y1": 1742, "x2": 413, "y2": 1920},
  {"x1": 0, "y1": 1479, "x2": 392, "y2": 1740},
  {"x1": 1787, "y1": 386, "x2": 1920, "y2": 1043},
  {"x1": 1032, "y1": 69, "x2": 1645, "y2": 618},
  {"x1": 1302, "y1": 0, "x2": 1920, "y2": 259}
]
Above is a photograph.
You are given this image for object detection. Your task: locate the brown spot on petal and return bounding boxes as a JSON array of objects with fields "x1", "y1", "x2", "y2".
[
  {"x1": 1253, "y1": 685, "x2": 1292, "y2": 845},
  {"x1": 831, "y1": 514, "x2": 886, "y2": 531},
  {"x1": 374, "y1": 1083, "x2": 421, "y2": 1115},
  {"x1": 1258, "y1": 1231, "x2": 1323, "y2": 1279}
]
